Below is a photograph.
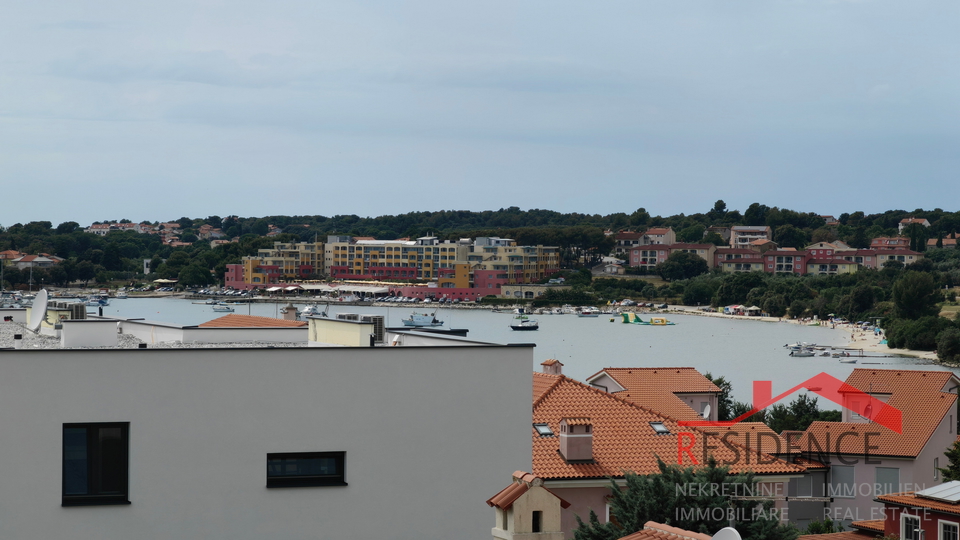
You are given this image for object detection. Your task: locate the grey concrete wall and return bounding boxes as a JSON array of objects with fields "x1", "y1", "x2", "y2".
[{"x1": 0, "y1": 345, "x2": 533, "y2": 540}]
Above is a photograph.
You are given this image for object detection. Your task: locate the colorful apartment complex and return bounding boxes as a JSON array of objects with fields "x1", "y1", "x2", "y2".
[{"x1": 226, "y1": 236, "x2": 560, "y2": 295}]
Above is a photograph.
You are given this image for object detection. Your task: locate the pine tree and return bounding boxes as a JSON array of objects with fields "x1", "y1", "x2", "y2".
[
  {"x1": 939, "y1": 439, "x2": 960, "y2": 481},
  {"x1": 573, "y1": 459, "x2": 799, "y2": 540}
]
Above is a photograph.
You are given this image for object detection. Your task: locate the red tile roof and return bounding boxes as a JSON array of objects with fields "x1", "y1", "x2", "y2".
[
  {"x1": 588, "y1": 367, "x2": 719, "y2": 421},
  {"x1": 198, "y1": 314, "x2": 308, "y2": 328},
  {"x1": 850, "y1": 520, "x2": 885, "y2": 533},
  {"x1": 645, "y1": 228, "x2": 672, "y2": 235},
  {"x1": 533, "y1": 372, "x2": 563, "y2": 403},
  {"x1": 486, "y1": 471, "x2": 570, "y2": 510},
  {"x1": 622, "y1": 522, "x2": 711, "y2": 540},
  {"x1": 533, "y1": 376, "x2": 804, "y2": 480},
  {"x1": 800, "y1": 369, "x2": 958, "y2": 457},
  {"x1": 877, "y1": 491, "x2": 960, "y2": 517}
]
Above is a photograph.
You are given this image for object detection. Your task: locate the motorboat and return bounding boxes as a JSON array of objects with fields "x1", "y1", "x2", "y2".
[
  {"x1": 116, "y1": 290, "x2": 128, "y2": 299},
  {"x1": 510, "y1": 319, "x2": 539, "y2": 331},
  {"x1": 212, "y1": 303, "x2": 235, "y2": 313},
  {"x1": 577, "y1": 307, "x2": 601, "y2": 318},
  {"x1": 838, "y1": 356, "x2": 858, "y2": 364},
  {"x1": 789, "y1": 349, "x2": 815, "y2": 357},
  {"x1": 301, "y1": 305, "x2": 329, "y2": 318},
  {"x1": 401, "y1": 310, "x2": 444, "y2": 327}
]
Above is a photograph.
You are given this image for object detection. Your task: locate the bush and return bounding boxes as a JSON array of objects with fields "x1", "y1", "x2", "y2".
[{"x1": 938, "y1": 327, "x2": 960, "y2": 364}]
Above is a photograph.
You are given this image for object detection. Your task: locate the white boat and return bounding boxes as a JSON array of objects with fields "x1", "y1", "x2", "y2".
[
  {"x1": 789, "y1": 349, "x2": 815, "y2": 357},
  {"x1": 401, "y1": 311, "x2": 444, "y2": 327},
  {"x1": 116, "y1": 290, "x2": 128, "y2": 299},
  {"x1": 577, "y1": 307, "x2": 601, "y2": 318},
  {"x1": 212, "y1": 304, "x2": 234, "y2": 313},
  {"x1": 301, "y1": 305, "x2": 329, "y2": 318}
]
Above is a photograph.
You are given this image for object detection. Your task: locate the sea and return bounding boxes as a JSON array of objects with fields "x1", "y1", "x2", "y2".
[{"x1": 101, "y1": 298, "x2": 955, "y2": 406}]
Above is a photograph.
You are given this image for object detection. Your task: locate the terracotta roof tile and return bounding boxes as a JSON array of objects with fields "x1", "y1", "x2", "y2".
[
  {"x1": 589, "y1": 367, "x2": 719, "y2": 421},
  {"x1": 850, "y1": 520, "x2": 885, "y2": 533},
  {"x1": 533, "y1": 376, "x2": 804, "y2": 480},
  {"x1": 541, "y1": 359, "x2": 562, "y2": 366},
  {"x1": 486, "y1": 471, "x2": 570, "y2": 510},
  {"x1": 622, "y1": 521, "x2": 711, "y2": 540},
  {"x1": 799, "y1": 369, "x2": 958, "y2": 457},
  {"x1": 793, "y1": 457, "x2": 829, "y2": 470},
  {"x1": 533, "y1": 372, "x2": 563, "y2": 404},
  {"x1": 198, "y1": 314, "x2": 308, "y2": 328},
  {"x1": 877, "y1": 491, "x2": 960, "y2": 516}
]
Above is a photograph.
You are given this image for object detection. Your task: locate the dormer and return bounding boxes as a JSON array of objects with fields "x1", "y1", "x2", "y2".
[{"x1": 559, "y1": 418, "x2": 593, "y2": 462}]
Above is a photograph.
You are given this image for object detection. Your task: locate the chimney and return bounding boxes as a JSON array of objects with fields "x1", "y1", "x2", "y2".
[
  {"x1": 541, "y1": 359, "x2": 563, "y2": 375},
  {"x1": 14, "y1": 334, "x2": 23, "y2": 349},
  {"x1": 559, "y1": 418, "x2": 592, "y2": 462}
]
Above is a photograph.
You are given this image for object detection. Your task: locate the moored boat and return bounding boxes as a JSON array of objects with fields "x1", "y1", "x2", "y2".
[
  {"x1": 510, "y1": 319, "x2": 539, "y2": 331},
  {"x1": 401, "y1": 310, "x2": 444, "y2": 327}
]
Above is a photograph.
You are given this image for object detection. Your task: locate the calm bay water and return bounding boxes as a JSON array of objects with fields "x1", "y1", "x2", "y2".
[{"x1": 102, "y1": 298, "x2": 953, "y2": 405}]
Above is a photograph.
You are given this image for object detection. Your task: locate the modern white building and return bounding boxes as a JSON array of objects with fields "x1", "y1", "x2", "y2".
[{"x1": 0, "y1": 341, "x2": 533, "y2": 539}]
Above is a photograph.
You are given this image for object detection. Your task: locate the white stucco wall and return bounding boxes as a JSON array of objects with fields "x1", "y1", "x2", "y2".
[
  {"x1": 118, "y1": 319, "x2": 307, "y2": 344},
  {"x1": 0, "y1": 345, "x2": 533, "y2": 540}
]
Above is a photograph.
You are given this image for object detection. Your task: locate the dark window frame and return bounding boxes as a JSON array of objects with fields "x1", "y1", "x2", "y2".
[
  {"x1": 266, "y1": 451, "x2": 347, "y2": 488},
  {"x1": 62, "y1": 422, "x2": 130, "y2": 507}
]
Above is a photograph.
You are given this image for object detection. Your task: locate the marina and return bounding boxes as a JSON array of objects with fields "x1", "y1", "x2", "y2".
[{"x1": 88, "y1": 297, "x2": 957, "y2": 404}]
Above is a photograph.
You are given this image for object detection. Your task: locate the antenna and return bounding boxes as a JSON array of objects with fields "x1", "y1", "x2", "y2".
[
  {"x1": 701, "y1": 403, "x2": 712, "y2": 420},
  {"x1": 26, "y1": 289, "x2": 49, "y2": 333}
]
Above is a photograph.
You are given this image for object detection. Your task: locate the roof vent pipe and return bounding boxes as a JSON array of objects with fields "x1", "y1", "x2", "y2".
[{"x1": 14, "y1": 334, "x2": 23, "y2": 349}]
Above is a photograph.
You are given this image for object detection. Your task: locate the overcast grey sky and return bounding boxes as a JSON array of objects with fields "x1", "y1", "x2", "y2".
[{"x1": 2, "y1": 0, "x2": 957, "y2": 226}]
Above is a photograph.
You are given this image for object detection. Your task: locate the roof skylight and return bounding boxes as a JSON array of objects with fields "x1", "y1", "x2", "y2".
[
  {"x1": 650, "y1": 422, "x2": 670, "y2": 435},
  {"x1": 534, "y1": 423, "x2": 554, "y2": 437}
]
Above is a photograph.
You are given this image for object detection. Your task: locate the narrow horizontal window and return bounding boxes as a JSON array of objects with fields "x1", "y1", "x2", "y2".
[{"x1": 267, "y1": 452, "x2": 347, "y2": 488}]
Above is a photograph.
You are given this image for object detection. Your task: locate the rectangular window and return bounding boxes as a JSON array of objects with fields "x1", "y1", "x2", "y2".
[
  {"x1": 532, "y1": 510, "x2": 543, "y2": 533},
  {"x1": 903, "y1": 515, "x2": 921, "y2": 540},
  {"x1": 62, "y1": 422, "x2": 130, "y2": 506},
  {"x1": 936, "y1": 458, "x2": 940, "y2": 480},
  {"x1": 875, "y1": 467, "x2": 900, "y2": 495},
  {"x1": 266, "y1": 451, "x2": 347, "y2": 488},
  {"x1": 941, "y1": 521, "x2": 958, "y2": 540},
  {"x1": 830, "y1": 465, "x2": 855, "y2": 498}
]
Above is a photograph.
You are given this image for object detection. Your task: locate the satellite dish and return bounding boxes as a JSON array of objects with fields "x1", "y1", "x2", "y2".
[
  {"x1": 701, "y1": 403, "x2": 712, "y2": 420},
  {"x1": 26, "y1": 289, "x2": 49, "y2": 333},
  {"x1": 711, "y1": 528, "x2": 742, "y2": 540}
]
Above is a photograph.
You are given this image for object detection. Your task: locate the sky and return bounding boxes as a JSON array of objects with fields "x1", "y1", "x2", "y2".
[{"x1": 2, "y1": 0, "x2": 958, "y2": 227}]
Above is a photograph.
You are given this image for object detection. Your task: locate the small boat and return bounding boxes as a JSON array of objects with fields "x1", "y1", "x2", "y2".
[
  {"x1": 401, "y1": 310, "x2": 444, "y2": 327},
  {"x1": 789, "y1": 349, "x2": 815, "y2": 357},
  {"x1": 510, "y1": 319, "x2": 539, "y2": 331},
  {"x1": 301, "y1": 305, "x2": 329, "y2": 318},
  {"x1": 116, "y1": 290, "x2": 128, "y2": 299},
  {"x1": 578, "y1": 307, "x2": 601, "y2": 318},
  {"x1": 212, "y1": 304, "x2": 235, "y2": 313},
  {"x1": 838, "y1": 356, "x2": 858, "y2": 364}
]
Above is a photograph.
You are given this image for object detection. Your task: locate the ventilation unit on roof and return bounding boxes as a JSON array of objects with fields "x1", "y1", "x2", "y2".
[{"x1": 359, "y1": 315, "x2": 385, "y2": 344}]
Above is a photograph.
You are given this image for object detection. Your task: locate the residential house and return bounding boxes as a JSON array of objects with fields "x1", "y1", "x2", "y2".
[
  {"x1": 530, "y1": 366, "x2": 807, "y2": 536},
  {"x1": 874, "y1": 481, "x2": 960, "y2": 540},
  {"x1": 928, "y1": 237, "x2": 959, "y2": 250},
  {"x1": 614, "y1": 231, "x2": 646, "y2": 255},
  {"x1": 821, "y1": 216, "x2": 840, "y2": 227},
  {"x1": 706, "y1": 226, "x2": 731, "y2": 243},
  {"x1": 584, "y1": 367, "x2": 720, "y2": 421},
  {"x1": 730, "y1": 226, "x2": 772, "y2": 249},
  {"x1": 0, "y1": 250, "x2": 25, "y2": 265},
  {"x1": 627, "y1": 243, "x2": 716, "y2": 271},
  {"x1": 642, "y1": 227, "x2": 676, "y2": 245},
  {"x1": 875, "y1": 249, "x2": 923, "y2": 267},
  {"x1": 899, "y1": 218, "x2": 931, "y2": 234},
  {"x1": 871, "y1": 237, "x2": 910, "y2": 250},
  {"x1": 805, "y1": 257, "x2": 859, "y2": 275},
  {"x1": 11, "y1": 255, "x2": 57, "y2": 269},
  {"x1": 761, "y1": 249, "x2": 808, "y2": 274},
  {"x1": 796, "y1": 369, "x2": 960, "y2": 529}
]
